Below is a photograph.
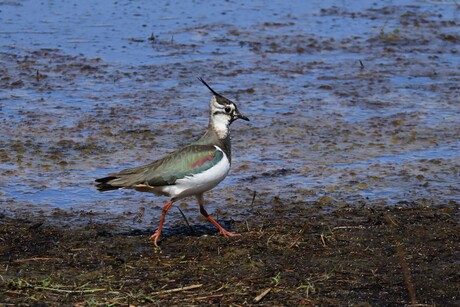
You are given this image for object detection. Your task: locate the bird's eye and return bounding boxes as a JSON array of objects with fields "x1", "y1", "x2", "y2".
[{"x1": 224, "y1": 107, "x2": 232, "y2": 113}]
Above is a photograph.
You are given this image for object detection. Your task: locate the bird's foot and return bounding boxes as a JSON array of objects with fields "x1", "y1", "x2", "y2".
[
  {"x1": 198, "y1": 203, "x2": 240, "y2": 239},
  {"x1": 219, "y1": 228, "x2": 241, "y2": 238},
  {"x1": 149, "y1": 230, "x2": 161, "y2": 248},
  {"x1": 149, "y1": 200, "x2": 173, "y2": 248}
]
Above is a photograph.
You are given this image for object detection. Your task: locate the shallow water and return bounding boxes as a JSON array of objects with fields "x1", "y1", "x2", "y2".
[{"x1": 1, "y1": 0, "x2": 460, "y2": 227}]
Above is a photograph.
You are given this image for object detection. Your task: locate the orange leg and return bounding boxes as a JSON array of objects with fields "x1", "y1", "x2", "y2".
[
  {"x1": 197, "y1": 194, "x2": 240, "y2": 238},
  {"x1": 150, "y1": 200, "x2": 173, "y2": 247}
]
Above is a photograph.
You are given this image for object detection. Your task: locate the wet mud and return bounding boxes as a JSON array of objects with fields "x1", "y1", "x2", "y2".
[
  {"x1": 1, "y1": 202, "x2": 459, "y2": 305},
  {"x1": 1, "y1": 0, "x2": 460, "y2": 305}
]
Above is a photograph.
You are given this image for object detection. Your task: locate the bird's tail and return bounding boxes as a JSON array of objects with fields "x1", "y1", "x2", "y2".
[{"x1": 95, "y1": 176, "x2": 120, "y2": 192}]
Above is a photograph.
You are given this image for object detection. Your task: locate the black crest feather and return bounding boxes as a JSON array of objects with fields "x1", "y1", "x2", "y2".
[{"x1": 197, "y1": 77, "x2": 222, "y2": 97}]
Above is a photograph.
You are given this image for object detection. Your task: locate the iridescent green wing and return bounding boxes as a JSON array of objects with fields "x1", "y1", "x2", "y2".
[{"x1": 109, "y1": 144, "x2": 223, "y2": 187}]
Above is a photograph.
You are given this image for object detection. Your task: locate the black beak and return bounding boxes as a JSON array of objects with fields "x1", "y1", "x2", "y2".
[
  {"x1": 234, "y1": 109, "x2": 249, "y2": 121},
  {"x1": 236, "y1": 113, "x2": 249, "y2": 121}
]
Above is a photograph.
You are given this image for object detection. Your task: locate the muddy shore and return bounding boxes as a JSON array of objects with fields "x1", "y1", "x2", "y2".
[{"x1": 1, "y1": 201, "x2": 459, "y2": 305}]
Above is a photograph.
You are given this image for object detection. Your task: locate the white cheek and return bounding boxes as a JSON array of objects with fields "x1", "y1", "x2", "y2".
[{"x1": 213, "y1": 114, "x2": 230, "y2": 138}]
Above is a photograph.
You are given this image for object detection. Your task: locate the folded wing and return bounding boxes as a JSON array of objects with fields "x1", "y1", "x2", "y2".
[{"x1": 95, "y1": 145, "x2": 222, "y2": 191}]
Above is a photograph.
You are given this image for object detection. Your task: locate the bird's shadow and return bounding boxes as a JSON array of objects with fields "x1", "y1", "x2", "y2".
[{"x1": 122, "y1": 220, "x2": 238, "y2": 238}]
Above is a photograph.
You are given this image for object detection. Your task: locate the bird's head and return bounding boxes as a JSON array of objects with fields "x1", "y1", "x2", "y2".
[{"x1": 198, "y1": 77, "x2": 249, "y2": 127}]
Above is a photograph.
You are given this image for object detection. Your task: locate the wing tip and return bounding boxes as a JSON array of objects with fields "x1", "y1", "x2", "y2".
[{"x1": 95, "y1": 176, "x2": 120, "y2": 192}]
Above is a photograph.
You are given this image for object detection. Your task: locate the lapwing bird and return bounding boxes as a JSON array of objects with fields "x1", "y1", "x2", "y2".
[{"x1": 95, "y1": 78, "x2": 249, "y2": 247}]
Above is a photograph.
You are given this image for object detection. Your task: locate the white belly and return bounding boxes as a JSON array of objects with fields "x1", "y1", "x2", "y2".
[{"x1": 161, "y1": 147, "x2": 230, "y2": 200}]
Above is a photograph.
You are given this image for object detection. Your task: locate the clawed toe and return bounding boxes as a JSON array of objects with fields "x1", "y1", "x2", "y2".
[
  {"x1": 220, "y1": 229, "x2": 240, "y2": 238},
  {"x1": 150, "y1": 231, "x2": 161, "y2": 247}
]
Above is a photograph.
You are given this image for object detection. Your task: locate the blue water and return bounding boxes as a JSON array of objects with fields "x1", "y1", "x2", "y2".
[{"x1": 3, "y1": 0, "x2": 449, "y2": 65}]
